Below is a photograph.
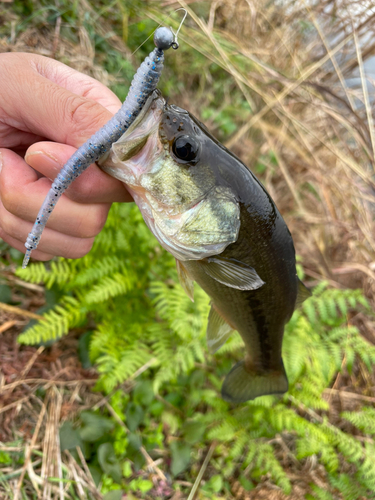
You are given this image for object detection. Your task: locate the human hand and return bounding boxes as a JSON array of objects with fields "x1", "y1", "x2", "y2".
[{"x1": 0, "y1": 52, "x2": 132, "y2": 262}]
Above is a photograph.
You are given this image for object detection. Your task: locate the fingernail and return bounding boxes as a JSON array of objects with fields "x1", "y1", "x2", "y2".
[{"x1": 25, "y1": 150, "x2": 62, "y2": 177}]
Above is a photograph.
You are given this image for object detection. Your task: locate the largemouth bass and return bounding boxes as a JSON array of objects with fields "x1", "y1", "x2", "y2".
[{"x1": 99, "y1": 90, "x2": 310, "y2": 403}]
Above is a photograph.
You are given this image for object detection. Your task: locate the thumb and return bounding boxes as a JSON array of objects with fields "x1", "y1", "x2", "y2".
[{"x1": 0, "y1": 52, "x2": 122, "y2": 148}]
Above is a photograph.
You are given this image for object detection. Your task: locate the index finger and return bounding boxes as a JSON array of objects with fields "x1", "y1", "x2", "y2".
[{"x1": 0, "y1": 52, "x2": 122, "y2": 148}]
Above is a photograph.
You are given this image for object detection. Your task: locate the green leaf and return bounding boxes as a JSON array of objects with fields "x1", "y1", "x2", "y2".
[
  {"x1": 122, "y1": 460, "x2": 132, "y2": 478},
  {"x1": 98, "y1": 443, "x2": 122, "y2": 483},
  {"x1": 149, "y1": 400, "x2": 164, "y2": 417},
  {"x1": 127, "y1": 433, "x2": 145, "y2": 471},
  {"x1": 0, "y1": 451, "x2": 12, "y2": 465},
  {"x1": 59, "y1": 421, "x2": 82, "y2": 451},
  {"x1": 78, "y1": 331, "x2": 94, "y2": 369},
  {"x1": 79, "y1": 411, "x2": 114, "y2": 442},
  {"x1": 0, "y1": 284, "x2": 12, "y2": 303},
  {"x1": 103, "y1": 491, "x2": 123, "y2": 500},
  {"x1": 182, "y1": 420, "x2": 206, "y2": 444},
  {"x1": 133, "y1": 380, "x2": 154, "y2": 406},
  {"x1": 170, "y1": 441, "x2": 191, "y2": 476},
  {"x1": 138, "y1": 479, "x2": 153, "y2": 493},
  {"x1": 205, "y1": 474, "x2": 223, "y2": 493},
  {"x1": 88, "y1": 465, "x2": 101, "y2": 487},
  {"x1": 239, "y1": 476, "x2": 254, "y2": 491},
  {"x1": 126, "y1": 403, "x2": 144, "y2": 432}
]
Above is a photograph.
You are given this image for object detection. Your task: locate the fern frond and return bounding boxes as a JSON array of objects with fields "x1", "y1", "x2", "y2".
[
  {"x1": 18, "y1": 296, "x2": 85, "y2": 344},
  {"x1": 16, "y1": 259, "x2": 73, "y2": 288},
  {"x1": 72, "y1": 256, "x2": 126, "y2": 286},
  {"x1": 253, "y1": 442, "x2": 291, "y2": 494},
  {"x1": 341, "y1": 407, "x2": 375, "y2": 435},
  {"x1": 84, "y1": 271, "x2": 135, "y2": 304}
]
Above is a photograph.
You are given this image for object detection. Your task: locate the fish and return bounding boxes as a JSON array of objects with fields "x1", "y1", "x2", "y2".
[{"x1": 98, "y1": 90, "x2": 311, "y2": 403}]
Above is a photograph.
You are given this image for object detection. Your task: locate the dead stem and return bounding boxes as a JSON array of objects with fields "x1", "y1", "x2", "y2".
[
  {"x1": 0, "y1": 302, "x2": 43, "y2": 320},
  {"x1": 187, "y1": 440, "x2": 217, "y2": 500}
]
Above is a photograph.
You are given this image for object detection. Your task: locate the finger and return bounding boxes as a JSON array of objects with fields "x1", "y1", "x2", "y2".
[
  {"x1": 0, "y1": 201, "x2": 95, "y2": 259},
  {"x1": 0, "y1": 227, "x2": 54, "y2": 262},
  {"x1": 0, "y1": 149, "x2": 110, "y2": 238},
  {"x1": 34, "y1": 54, "x2": 122, "y2": 114},
  {"x1": 0, "y1": 53, "x2": 121, "y2": 148},
  {"x1": 25, "y1": 142, "x2": 132, "y2": 203}
]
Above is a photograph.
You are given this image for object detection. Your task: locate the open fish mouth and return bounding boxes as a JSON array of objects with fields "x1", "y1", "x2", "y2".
[
  {"x1": 98, "y1": 90, "x2": 165, "y2": 187},
  {"x1": 99, "y1": 91, "x2": 241, "y2": 262}
]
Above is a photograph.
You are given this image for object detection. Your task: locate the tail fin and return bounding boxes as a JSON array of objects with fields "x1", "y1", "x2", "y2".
[{"x1": 221, "y1": 360, "x2": 288, "y2": 403}]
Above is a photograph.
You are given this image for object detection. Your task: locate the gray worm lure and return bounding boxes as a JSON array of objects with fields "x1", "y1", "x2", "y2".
[{"x1": 22, "y1": 26, "x2": 178, "y2": 268}]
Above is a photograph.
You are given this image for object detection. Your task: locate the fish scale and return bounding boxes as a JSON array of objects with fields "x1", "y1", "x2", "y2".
[{"x1": 99, "y1": 93, "x2": 311, "y2": 403}]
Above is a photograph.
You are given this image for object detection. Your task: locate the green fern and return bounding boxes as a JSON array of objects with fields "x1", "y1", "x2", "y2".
[
  {"x1": 341, "y1": 408, "x2": 375, "y2": 435},
  {"x1": 15, "y1": 202, "x2": 375, "y2": 497},
  {"x1": 18, "y1": 296, "x2": 86, "y2": 344}
]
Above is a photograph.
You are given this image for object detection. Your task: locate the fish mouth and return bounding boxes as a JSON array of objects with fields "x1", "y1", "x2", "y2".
[{"x1": 98, "y1": 90, "x2": 165, "y2": 186}]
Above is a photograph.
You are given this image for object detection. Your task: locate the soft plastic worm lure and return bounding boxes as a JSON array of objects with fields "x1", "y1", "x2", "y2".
[{"x1": 22, "y1": 25, "x2": 180, "y2": 268}]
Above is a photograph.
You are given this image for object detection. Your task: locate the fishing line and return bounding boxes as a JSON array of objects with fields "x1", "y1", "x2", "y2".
[{"x1": 131, "y1": 8, "x2": 187, "y2": 55}]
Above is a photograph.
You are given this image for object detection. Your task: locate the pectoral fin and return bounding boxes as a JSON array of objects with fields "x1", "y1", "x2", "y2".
[
  {"x1": 200, "y1": 256, "x2": 265, "y2": 291},
  {"x1": 176, "y1": 259, "x2": 194, "y2": 302},
  {"x1": 295, "y1": 279, "x2": 311, "y2": 308},
  {"x1": 207, "y1": 305, "x2": 233, "y2": 354}
]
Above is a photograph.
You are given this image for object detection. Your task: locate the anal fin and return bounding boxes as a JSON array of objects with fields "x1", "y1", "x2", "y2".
[
  {"x1": 221, "y1": 360, "x2": 288, "y2": 403},
  {"x1": 207, "y1": 305, "x2": 233, "y2": 354},
  {"x1": 295, "y1": 278, "x2": 312, "y2": 308},
  {"x1": 176, "y1": 259, "x2": 194, "y2": 302}
]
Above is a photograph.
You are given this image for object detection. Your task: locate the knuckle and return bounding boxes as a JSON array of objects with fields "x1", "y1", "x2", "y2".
[
  {"x1": 69, "y1": 180, "x2": 96, "y2": 202},
  {"x1": 63, "y1": 94, "x2": 109, "y2": 141}
]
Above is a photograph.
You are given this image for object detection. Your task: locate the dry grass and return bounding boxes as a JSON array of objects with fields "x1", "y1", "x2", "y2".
[
  {"x1": 157, "y1": 0, "x2": 375, "y2": 307},
  {"x1": 1, "y1": 0, "x2": 375, "y2": 498}
]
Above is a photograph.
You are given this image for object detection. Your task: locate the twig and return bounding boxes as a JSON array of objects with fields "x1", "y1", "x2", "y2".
[
  {"x1": 353, "y1": 29, "x2": 375, "y2": 161},
  {"x1": 75, "y1": 446, "x2": 103, "y2": 500},
  {"x1": 20, "y1": 346, "x2": 45, "y2": 380},
  {"x1": 324, "y1": 388, "x2": 375, "y2": 404},
  {"x1": 66, "y1": 452, "x2": 87, "y2": 500},
  {"x1": 0, "y1": 395, "x2": 30, "y2": 414},
  {"x1": 0, "y1": 459, "x2": 42, "y2": 481},
  {"x1": 0, "y1": 378, "x2": 97, "y2": 393},
  {"x1": 52, "y1": 15, "x2": 62, "y2": 59},
  {"x1": 4, "y1": 275, "x2": 44, "y2": 293},
  {"x1": 187, "y1": 440, "x2": 217, "y2": 500},
  {"x1": 0, "y1": 320, "x2": 17, "y2": 334},
  {"x1": 0, "y1": 446, "x2": 41, "y2": 452},
  {"x1": 13, "y1": 401, "x2": 47, "y2": 500},
  {"x1": 0, "y1": 302, "x2": 43, "y2": 320}
]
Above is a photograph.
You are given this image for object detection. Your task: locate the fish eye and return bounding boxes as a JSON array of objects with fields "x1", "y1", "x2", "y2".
[{"x1": 172, "y1": 135, "x2": 200, "y2": 162}]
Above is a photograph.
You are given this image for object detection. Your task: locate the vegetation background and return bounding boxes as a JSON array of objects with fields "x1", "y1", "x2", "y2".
[{"x1": 0, "y1": 0, "x2": 375, "y2": 499}]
